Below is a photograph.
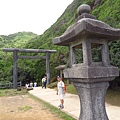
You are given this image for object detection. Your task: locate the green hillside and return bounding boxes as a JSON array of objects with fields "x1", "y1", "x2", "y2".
[
  {"x1": 0, "y1": 0, "x2": 120, "y2": 88},
  {"x1": 0, "y1": 32, "x2": 37, "y2": 49}
]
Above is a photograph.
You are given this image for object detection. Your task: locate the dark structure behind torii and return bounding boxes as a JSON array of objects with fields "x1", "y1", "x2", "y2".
[{"x1": 3, "y1": 48, "x2": 57, "y2": 89}]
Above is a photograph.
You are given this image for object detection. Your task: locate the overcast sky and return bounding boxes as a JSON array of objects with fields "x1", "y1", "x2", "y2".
[{"x1": 0, "y1": 0, "x2": 73, "y2": 35}]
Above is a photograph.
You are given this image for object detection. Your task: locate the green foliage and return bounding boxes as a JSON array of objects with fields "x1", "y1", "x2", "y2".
[
  {"x1": 65, "y1": 84, "x2": 78, "y2": 95},
  {"x1": 47, "y1": 81, "x2": 57, "y2": 88},
  {"x1": 0, "y1": 32, "x2": 37, "y2": 48},
  {"x1": 0, "y1": 0, "x2": 120, "y2": 88},
  {"x1": 18, "y1": 106, "x2": 32, "y2": 111},
  {"x1": 106, "y1": 89, "x2": 120, "y2": 107},
  {"x1": 92, "y1": 0, "x2": 120, "y2": 28},
  {"x1": 109, "y1": 40, "x2": 120, "y2": 69}
]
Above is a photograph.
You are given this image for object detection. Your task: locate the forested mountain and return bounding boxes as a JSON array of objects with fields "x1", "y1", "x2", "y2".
[
  {"x1": 0, "y1": 0, "x2": 120, "y2": 88},
  {"x1": 0, "y1": 32, "x2": 37, "y2": 49}
]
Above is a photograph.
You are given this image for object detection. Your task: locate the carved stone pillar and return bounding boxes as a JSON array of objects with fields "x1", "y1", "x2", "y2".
[{"x1": 74, "y1": 82, "x2": 109, "y2": 120}]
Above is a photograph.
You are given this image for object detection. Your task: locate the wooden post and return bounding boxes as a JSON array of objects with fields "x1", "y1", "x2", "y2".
[
  {"x1": 46, "y1": 52, "x2": 50, "y2": 84},
  {"x1": 13, "y1": 51, "x2": 18, "y2": 89}
]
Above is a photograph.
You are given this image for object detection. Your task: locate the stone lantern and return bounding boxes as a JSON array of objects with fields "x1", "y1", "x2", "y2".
[
  {"x1": 52, "y1": 4, "x2": 120, "y2": 120},
  {"x1": 55, "y1": 65, "x2": 65, "y2": 78}
]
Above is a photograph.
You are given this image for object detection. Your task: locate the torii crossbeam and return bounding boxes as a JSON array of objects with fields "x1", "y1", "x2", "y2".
[{"x1": 3, "y1": 48, "x2": 57, "y2": 89}]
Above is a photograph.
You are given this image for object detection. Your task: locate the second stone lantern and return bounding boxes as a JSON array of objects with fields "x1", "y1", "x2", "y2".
[{"x1": 52, "y1": 4, "x2": 120, "y2": 120}]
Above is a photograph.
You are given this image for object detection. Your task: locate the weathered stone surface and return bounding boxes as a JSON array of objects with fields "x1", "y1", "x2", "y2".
[
  {"x1": 74, "y1": 82, "x2": 109, "y2": 120},
  {"x1": 3, "y1": 48, "x2": 57, "y2": 53},
  {"x1": 64, "y1": 65, "x2": 119, "y2": 82},
  {"x1": 77, "y1": 4, "x2": 91, "y2": 15},
  {"x1": 52, "y1": 18, "x2": 120, "y2": 46}
]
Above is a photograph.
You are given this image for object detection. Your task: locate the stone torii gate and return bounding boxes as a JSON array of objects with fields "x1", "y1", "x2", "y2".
[{"x1": 3, "y1": 48, "x2": 57, "y2": 89}]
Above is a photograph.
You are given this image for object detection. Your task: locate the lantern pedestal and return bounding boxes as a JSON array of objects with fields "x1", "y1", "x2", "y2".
[{"x1": 74, "y1": 82, "x2": 109, "y2": 120}]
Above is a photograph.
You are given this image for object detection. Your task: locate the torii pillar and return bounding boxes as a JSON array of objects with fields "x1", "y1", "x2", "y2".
[{"x1": 13, "y1": 50, "x2": 18, "y2": 89}]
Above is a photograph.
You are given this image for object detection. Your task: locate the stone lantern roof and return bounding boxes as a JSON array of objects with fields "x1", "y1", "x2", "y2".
[
  {"x1": 55, "y1": 65, "x2": 65, "y2": 70},
  {"x1": 52, "y1": 4, "x2": 120, "y2": 82},
  {"x1": 55, "y1": 65, "x2": 65, "y2": 78},
  {"x1": 52, "y1": 4, "x2": 120, "y2": 46}
]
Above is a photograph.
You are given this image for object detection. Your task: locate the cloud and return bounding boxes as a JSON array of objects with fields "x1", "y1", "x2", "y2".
[{"x1": 0, "y1": 0, "x2": 73, "y2": 35}]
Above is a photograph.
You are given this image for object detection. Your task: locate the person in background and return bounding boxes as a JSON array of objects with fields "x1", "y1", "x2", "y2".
[
  {"x1": 56, "y1": 76, "x2": 66, "y2": 109},
  {"x1": 25, "y1": 83, "x2": 29, "y2": 88},
  {"x1": 29, "y1": 81, "x2": 33, "y2": 88},
  {"x1": 34, "y1": 81, "x2": 37, "y2": 87},
  {"x1": 42, "y1": 75, "x2": 47, "y2": 89}
]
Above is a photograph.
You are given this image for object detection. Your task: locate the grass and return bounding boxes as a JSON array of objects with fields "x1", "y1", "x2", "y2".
[
  {"x1": 0, "y1": 88, "x2": 28, "y2": 97},
  {"x1": 18, "y1": 105, "x2": 32, "y2": 111},
  {"x1": 106, "y1": 89, "x2": 120, "y2": 106},
  {"x1": 29, "y1": 94, "x2": 76, "y2": 120},
  {"x1": 66, "y1": 84, "x2": 78, "y2": 95}
]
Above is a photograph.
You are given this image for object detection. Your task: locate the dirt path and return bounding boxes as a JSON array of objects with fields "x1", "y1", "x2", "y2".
[{"x1": 0, "y1": 95, "x2": 63, "y2": 120}]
